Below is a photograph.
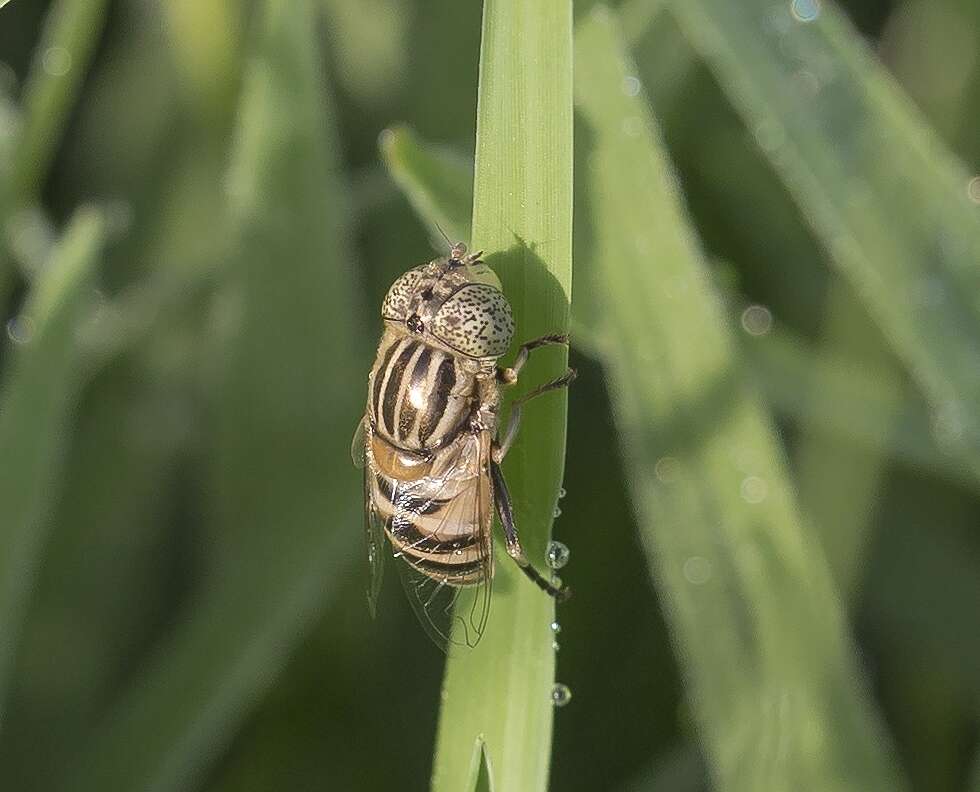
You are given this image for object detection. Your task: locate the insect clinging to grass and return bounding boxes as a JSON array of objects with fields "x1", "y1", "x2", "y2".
[{"x1": 352, "y1": 242, "x2": 574, "y2": 649}]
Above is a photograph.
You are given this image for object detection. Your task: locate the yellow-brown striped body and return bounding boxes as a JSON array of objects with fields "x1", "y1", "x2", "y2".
[
  {"x1": 366, "y1": 427, "x2": 491, "y2": 586},
  {"x1": 368, "y1": 327, "x2": 479, "y2": 453}
]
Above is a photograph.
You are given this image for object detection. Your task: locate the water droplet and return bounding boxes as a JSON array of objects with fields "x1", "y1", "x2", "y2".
[
  {"x1": 622, "y1": 75, "x2": 641, "y2": 97},
  {"x1": 42, "y1": 47, "x2": 72, "y2": 77},
  {"x1": 546, "y1": 541, "x2": 570, "y2": 570},
  {"x1": 683, "y1": 556, "x2": 713, "y2": 585},
  {"x1": 740, "y1": 476, "x2": 768, "y2": 504},
  {"x1": 553, "y1": 505, "x2": 562, "y2": 518},
  {"x1": 550, "y1": 621, "x2": 562, "y2": 634},
  {"x1": 552, "y1": 641, "x2": 560, "y2": 652},
  {"x1": 6, "y1": 315, "x2": 35, "y2": 345},
  {"x1": 790, "y1": 0, "x2": 821, "y2": 23},
  {"x1": 551, "y1": 683, "x2": 573, "y2": 707},
  {"x1": 740, "y1": 304, "x2": 773, "y2": 336},
  {"x1": 968, "y1": 176, "x2": 980, "y2": 204},
  {"x1": 558, "y1": 487, "x2": 567, "y2": 500}
]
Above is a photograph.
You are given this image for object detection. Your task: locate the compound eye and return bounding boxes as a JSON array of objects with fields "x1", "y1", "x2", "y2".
[
  {"x1": 381, "y1": 268, "x2": 424, "y2": 321},
  {"x1": 430, "y1": 284, "x2": 514, "y2": 358}
]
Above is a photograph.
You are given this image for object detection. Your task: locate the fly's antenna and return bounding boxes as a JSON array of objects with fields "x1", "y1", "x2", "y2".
[{"x1": 433, "y1": 221, "x2": 454, "y2": 251}]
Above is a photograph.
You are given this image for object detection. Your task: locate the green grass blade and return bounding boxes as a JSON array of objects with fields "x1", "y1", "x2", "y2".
[
  {"x1": 379, "y1": 124, "x2": 473, "y2": 246},
  {"x1": 55, "y1": 1, "x2": 362, "y2": 789},
  {"x1": 1, "y1": 0, "x2": 109, "y2": 301},
  {"x1": 792, "y1": 282, "x2": 900, "y2": 596},
  {"x1": 431, "y1": 1, "x2": 573, "y2": 791},
  {"x1": 8, "y1": 0, "x2": 109, "y2": 205},
  {"x1": 745, "y1": 327, "x2": 974, "y2": 489},
  {"x1": 666, "y1": 0, "x2": 980, "y2": 476},
  {"x1": 575, "y1": 8, "x2": 905, "y2": 791},
  {"x1": 0, "y1": 207, "x2": 104, "y2": 724}
]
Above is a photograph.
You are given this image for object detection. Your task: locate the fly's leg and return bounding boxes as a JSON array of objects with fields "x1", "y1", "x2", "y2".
[
  {"x1": 492, "y1": 369, "x2": 576, "y2": 464},
  {"x1": 497, "y1": 333, "x2": 569, "y2": 385},
  {"x1": 490, "y1": 461, "x2": 571, "y2": 602}
]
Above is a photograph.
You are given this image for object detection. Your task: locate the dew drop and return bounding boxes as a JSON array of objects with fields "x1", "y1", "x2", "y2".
[
  {"x1": 546, "y1": 541, "x2": 570, "y2": 570},
  {"x1": 790, "y1": 0, "x2": 821, "y2": 23},
  {"x1": 550, "y1": 621, "x2": 562, "y2": 634},
  {"x1": 558, "y1": 486, "x2": 567, "y2": 500},
  {"x1": 968, "y1": 176, "x2": 980, "y2": 204},
  {"x1": 622, "y1": 75, "x2": 641, "y2": 97},
  {"x1": 6, "y1": 315, "x2": 35, "y2": 345},
  {"x1": 740, "y1": 304, "x2": 773, "y2": 336},
  {"x1": 553, "y1": 505, "x2": 562, "y2": 518},
  {"x1": 551, "y1": 683, "x2": 573, "y2": 707},
  {"x1": 683, "y1": 556, "x2": 713, "y2": 585},
  {"x1": 42, "y1": 47, "x2": 72, "y2": 77},
  {"x1": 740, "y1": 476, "x2": 768, "y2": 504},
  {"x1": 552, "y1": 641, "x2": 560, "y2": 652}
]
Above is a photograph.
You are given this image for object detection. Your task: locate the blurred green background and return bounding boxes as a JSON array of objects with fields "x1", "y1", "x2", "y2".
[{"x1": 1, "y1": 0, "x2": 979, "y2": 791}]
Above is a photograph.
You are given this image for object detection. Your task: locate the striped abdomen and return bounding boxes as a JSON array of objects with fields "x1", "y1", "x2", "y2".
[
  {"x1": 369, "y1": 329, "x2": 476, "y2": 452},
  {"x1": 368, "y1": 429, "x2": 492, "y2": 586}
]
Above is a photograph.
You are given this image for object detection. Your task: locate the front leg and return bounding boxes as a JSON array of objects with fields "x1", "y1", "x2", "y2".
[{"x1": 497, "y1": 333, "x2": 569, "y2": 385}]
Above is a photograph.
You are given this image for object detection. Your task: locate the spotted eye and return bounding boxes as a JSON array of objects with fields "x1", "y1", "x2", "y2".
[
  {"x1": 381, "y1": 268, "x2": 425, "y2": 320},
  {"x1": 430, "y1": 284, "x2": 514, "y2": 358}
]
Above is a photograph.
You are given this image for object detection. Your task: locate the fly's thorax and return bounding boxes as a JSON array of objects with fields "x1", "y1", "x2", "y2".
[
  {"x1": 369, "y1": 328, "x2": 481, "y2": 453},
  {"x1": 380, "y1": 256, "x2": 514, "y2": 360}
]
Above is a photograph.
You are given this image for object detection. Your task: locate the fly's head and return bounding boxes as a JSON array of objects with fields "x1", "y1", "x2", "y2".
[{"x1": 381, "y1": 244, "x2": 514, "y2": 360}]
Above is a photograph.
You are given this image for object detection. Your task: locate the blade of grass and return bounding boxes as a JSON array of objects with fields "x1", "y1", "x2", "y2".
[
  {"x1": 379, "y1": 124, "x2": 472, "y2": 247},
  {"x1": 575, "y1": 8, "x2": 906, "y2": 791},
  {"x1": 1, "y1": 0, "x2": 109, "y2": 298},
  {"x1": 793, "y1": 281, "x2": 900, "y2": 597},
  {"x1": 55, "y1": 1, "x2": 364, "y2": 789},
  {"x1": 431, "y1": 1, "x2": 573, "y2": 791},
  {"x1": 664, "y1": 0, "x2": 980, "y2": 480},
  {"x1": 0, "y1": 207, "x2": 104, "y2": 725},
  {"x1": 744, "y1": 326, "x2": 975, "y2": 490}
]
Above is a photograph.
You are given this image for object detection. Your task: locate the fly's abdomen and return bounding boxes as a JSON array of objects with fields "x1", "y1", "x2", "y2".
[
  {"x1": 369, "y1": 331, "x2": 475, "y2": 452},
  {"x1": 369, "y1": 434, "x2": 491, "y2": 587}
]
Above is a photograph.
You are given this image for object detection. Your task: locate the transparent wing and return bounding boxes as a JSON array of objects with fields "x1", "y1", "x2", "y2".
[
  {"x1": 358, "y1": 418, "x2": 386, "y2": 617},
  {"x1": 388, "y1": 432, "x2": 494, "y2": 652},
  {"x1": 351, "y1": 416, "x2": 367, "y2": 469}
]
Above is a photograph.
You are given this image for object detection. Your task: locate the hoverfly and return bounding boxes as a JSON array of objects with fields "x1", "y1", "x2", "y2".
[{"x1": 352, "y1": 242, "x2": 574, "y2": 650}]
